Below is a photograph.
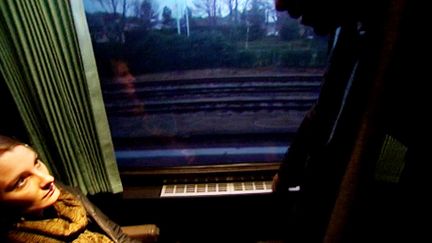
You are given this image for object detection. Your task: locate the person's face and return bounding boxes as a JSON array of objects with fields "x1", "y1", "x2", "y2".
[{"x1": 0, "y1": 145, "x2": 60, "y2": 214}]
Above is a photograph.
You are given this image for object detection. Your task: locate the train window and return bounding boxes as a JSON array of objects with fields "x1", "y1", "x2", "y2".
[{"x1": 83, "y1": 0, "x2": 329, "y2": 172}]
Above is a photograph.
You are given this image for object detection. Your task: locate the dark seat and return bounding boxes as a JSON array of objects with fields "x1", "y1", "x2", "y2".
[{"x1": 121, "y1": 224, "x2": 160, "y2": 242}]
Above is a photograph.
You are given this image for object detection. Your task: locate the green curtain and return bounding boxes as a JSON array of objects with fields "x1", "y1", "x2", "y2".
[{"x1": 0, "y1": 0, "x2": 122, "y2": 194}]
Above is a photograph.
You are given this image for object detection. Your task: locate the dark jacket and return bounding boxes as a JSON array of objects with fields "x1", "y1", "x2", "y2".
[{"x1": 62, "y1": 184, "x2": 141, "y2": 243}]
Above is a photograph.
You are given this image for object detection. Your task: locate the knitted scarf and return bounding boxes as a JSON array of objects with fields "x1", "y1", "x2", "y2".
[{"x1": 7, "y1": 187, "x2": 113, "y2": 243}]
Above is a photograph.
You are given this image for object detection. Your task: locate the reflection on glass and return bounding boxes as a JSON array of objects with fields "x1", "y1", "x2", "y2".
[{"x1": 83, "y1": 0, "x2": 328, "y2": 169}]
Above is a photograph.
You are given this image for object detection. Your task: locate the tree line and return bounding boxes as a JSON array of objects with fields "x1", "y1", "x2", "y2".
[{"x1": 86, "y1": 0, "x2": 328, "y2": 77}]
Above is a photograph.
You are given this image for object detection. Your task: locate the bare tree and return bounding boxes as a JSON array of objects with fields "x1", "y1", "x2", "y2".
[
  {"x1": 93, "y1": 0, "x2": 119, "y2": 15},
  {"x1": 121, "y1": 0, "x2": 129, "y2": 19},
  {"x1": 92, "y1": 0, "x2": 131, "y2": 43},
  {"x1": 223, "y1": 0, "x2": 240, "y2": 24},
  {"x1": 93, "y1": 0, "x2": 132, "y2": 17},
  {"x1": 162, "y1": 6, "x2": 175, "y2": 28},
  {"x1": 131, "y1": 0, "x2": 142, "y2": 17},
  {"x1": 136, "y1": 0, "x2": 159, "y2": 30},
  {"x1": 193, "y1": 0, "x2": 218, "y2": 25}
]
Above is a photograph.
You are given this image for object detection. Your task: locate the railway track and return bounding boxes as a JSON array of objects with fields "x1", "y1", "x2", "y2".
[{"x1": 102, "y1": 75, "x2": 322, "y2": 116}]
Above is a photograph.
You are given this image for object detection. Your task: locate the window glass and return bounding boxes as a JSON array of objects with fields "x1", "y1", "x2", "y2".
[{"x1": 83, "y1": 0, "x2": 328, "y2": 170}]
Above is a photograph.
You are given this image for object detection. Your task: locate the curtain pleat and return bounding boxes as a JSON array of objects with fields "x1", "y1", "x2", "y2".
[{"x1": 0, "y1": 0, "x2": 122, "y2": 194}]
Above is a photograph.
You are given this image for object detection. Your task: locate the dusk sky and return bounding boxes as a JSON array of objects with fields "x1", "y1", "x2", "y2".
[
  {"x1": 83, "y1": 0, "x2": 274, "y2": 19},
  {"x1": 84, "y1": 0, "x2": 206, "y2": 18}
]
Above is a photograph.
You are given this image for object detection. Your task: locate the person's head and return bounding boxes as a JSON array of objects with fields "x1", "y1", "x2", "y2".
[{"x1": 0, "y1": 135, "x2": 60, "y2": 215}]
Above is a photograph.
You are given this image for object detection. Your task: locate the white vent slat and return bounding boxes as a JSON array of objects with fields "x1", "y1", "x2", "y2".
[{"x1": 160, "y1": 181, "x2": 273, "y2": 197}]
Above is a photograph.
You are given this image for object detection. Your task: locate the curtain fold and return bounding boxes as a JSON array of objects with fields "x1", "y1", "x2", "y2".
[{"x1": 0, "y1": 0, "x2": 122, "y2": 194}]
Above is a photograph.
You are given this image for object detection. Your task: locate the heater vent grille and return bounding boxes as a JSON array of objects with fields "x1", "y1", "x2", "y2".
[{"x1": 161, "y1": 180, "x2": 273, "y2": 197}]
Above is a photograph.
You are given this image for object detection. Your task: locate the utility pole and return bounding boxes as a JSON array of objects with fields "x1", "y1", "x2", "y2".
[
  {"x1": 185, "y1": 6, "x2": 190, "y2": 37},
  {"x1": 175, "y1": 1, "x2": 181, "y2": 34},
  {"x1": 245, "y1": 21, "x2": 250, "y2": 49}
]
